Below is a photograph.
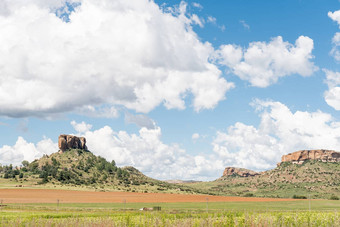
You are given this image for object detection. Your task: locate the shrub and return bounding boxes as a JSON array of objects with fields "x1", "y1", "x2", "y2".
[
  {"x1": 244, "y1": 193, "x2": 254, "y2": 197},
  {"x1": 292, "y1": 195, "x2": 307, "y2": 199},
  {"x1": 330, "y1": 195, "x2": 339, "y2": 200}
]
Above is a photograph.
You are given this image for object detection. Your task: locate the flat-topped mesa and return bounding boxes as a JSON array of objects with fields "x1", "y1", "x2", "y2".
[
  {"x1": 223, "y1": 167, "x2": 260, "y2": 177},
  {"x1": 281, "y1": 149, "x2": 340, "y2": 164},
  {"x1": 58, "y1": 134, "x2": 87, "y2": 153}
]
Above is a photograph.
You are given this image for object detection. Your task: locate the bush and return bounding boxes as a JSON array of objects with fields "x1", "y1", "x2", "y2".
[
  {"x1": 292, "y1": 195, "x2": 307, "y2": 199},
  {"x1": 330, "y1": 195, "x2": 339, "y2": 200},
  {"x1": 244, "y1": 193, "x2": 254, "y2": 197}
]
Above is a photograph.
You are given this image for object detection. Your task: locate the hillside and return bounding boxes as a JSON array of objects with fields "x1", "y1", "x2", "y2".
[
  {"x1": 1, "y1": 142, "x2": 340, "y2": 199},
  {"x1": 0, "y1": 149, "x2": 205, "y2": 194},
  {"x1": 189, "y1": 160, "x2": 340, "y2": 199}
]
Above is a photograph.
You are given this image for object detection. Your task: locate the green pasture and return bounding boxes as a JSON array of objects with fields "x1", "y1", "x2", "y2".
[
  {"x1": 3, "y1": 200, "x2": 340, "y2": 212},
  {"x1": 0, "y1": 200, "x2": 339, "y2": 226}
]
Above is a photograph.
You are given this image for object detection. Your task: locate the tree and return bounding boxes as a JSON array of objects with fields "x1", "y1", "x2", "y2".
[
  {"x1": 117, "y1": 168, "x2": 122, "y2": 178},
  {"x1": 22, "y1": 160, "x2": 29, "y2": 167},
  {"x1": 51, "y1": 157, "x2": 59, "y2": 166}
]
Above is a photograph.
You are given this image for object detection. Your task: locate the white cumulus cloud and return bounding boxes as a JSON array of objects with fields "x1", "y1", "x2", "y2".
[
  {"x1": 0, "y1": 0, "x2": 233, "y2": 118},
  {"x1": 2, "y1": 104, "x2": 340, "y2": 180},
  {"x1": 213, "y1": 100, "x2": 340, "y2": 171},
  {"x1": 73, "y1": 122, "x2": 223, "y2": 180},
  {"x1": 0, "y1": 137, "x2": 57, "y2": 166},
  {"x1": 328, "y1": 10, "x2": 340, "y2": 61},
  {"x1": 124, "y1": 112, "x2": 156, "y2": 129},
  {"x1": 323, "y1": 69, "x2": 340, "y2": 110},
  {"x1": 213, "y1": 36, "x2": 318, "y2": 87},
  {"x1": 71, "y1": 120, "x2": 92, "y2": 133}
]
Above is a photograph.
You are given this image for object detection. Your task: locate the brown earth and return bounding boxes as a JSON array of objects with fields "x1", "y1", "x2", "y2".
[{"x1": 0, "y1": 189, "x2": 295, "y2": 203}]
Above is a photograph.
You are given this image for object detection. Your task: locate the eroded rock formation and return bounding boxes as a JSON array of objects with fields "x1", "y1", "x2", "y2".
[
  {"x1": 58, "y1": 134, "x2": 87, "y2": 152},
  {"x1": 222, "y1": 167, "x2": 259, "y2": 177},
  {"x1": 281, "y1": 149, "x2": 340, "y2": 164}
]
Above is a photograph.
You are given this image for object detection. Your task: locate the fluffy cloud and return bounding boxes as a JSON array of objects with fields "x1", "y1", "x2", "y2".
[
  {"x1": 0, "y1": 0, "x2": 233, "y2": 118},
  {"x1": 71, "y1": 121, "x2": 223, "y2": 180},
  {"x1": 124, "y1": 112, "x2": 156, "y2": 129},
  {"x1": 213, "y1": 100, "x2": 340, "y2": 170},
  {"x1": 73, "y1": 99, "x2": 340, "y2": 177},
  {"x1": 328, "y1": 10, "x2": 340, "y2": 24},
  {"x1": 324, "y1": 69, "x2": 340, "y2": 110},
  {"x1": 330, "y1": 32, "x2": 340, "y2": 62},
  {"x1": 328, "y1": 10, "x2": 340, "y2": 61},
  {"x1": 213, "y1": 36, "x2": 317, "y2": 87},
  {"x1": 71, "y1": 120, "x2": 92, "y2": 133},
  {"x1": 3, "y1": 104, "x2": 340, "y2": 180},
  {"x1": 76, "y1": 105, "x2": 119, "y2": 119},
  {"x1": 0, "y1": 137, "x2": 57, "y2": 166}
]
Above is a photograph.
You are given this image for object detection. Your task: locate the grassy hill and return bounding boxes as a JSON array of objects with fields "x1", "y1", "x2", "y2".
[
  {"x1": 0, "y1": 149, "x2": 205, "y2": 194},
  {"x1": 188, "y1": 160, "x2": 340, "y2": 199},
  {"x1": 1, "y1": 149, "x2": 339, "y2": 199}
]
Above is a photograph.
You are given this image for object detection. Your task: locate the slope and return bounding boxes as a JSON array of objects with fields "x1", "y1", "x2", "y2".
[
  {"x1": 0, "y1": 149, "x2": 204, "y2": 194},
  {"x1": 189, "y1": 160, "x2": 340, "y2": 199}
]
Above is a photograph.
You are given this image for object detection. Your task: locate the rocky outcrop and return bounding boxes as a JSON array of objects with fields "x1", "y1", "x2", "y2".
[
  {"x1": 223, "y1": 167, "x2": 259, "y2": 177},
  {"x1": 281, "y1": 149, "x2": 340, "y2": 164},
  {"x1": 58, "y1": 134, "x2": 87, "y2": 152}
]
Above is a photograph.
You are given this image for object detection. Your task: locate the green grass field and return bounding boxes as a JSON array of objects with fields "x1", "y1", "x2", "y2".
[{"x1": 1, "y1": 200, "x2": 339, "y2": 226}]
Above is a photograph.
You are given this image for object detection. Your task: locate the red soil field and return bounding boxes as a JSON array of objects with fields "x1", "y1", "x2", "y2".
[{"x1": 0, "y1": 189, "x2": 295, "y2": 203}]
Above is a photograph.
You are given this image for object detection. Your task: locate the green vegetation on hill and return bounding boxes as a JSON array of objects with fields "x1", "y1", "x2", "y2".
[
  {"x1": 0, "y1": 149, "x2": 205, "y2": 194},
  {"x1": 189, "y1": 160, "x2": 340, "y2": 199},
  {"x1": 1, "y1": 150, "x2": 339, "y2": 199}
]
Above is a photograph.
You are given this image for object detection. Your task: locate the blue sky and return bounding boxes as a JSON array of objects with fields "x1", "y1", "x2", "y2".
[{"x1": 1, "y1": 0, "x2": 340, "y2": 180}]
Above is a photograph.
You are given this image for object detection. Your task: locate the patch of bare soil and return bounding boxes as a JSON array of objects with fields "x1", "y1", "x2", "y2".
[{"x1": 0, "y1": 189, "x2": 295, "y2": 203}]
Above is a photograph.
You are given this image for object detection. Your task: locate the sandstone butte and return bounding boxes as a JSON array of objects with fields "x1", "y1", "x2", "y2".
[
  {"x1": 280, "y1": 149, "x2": 340, "y2": 165},
  {"x1": 58, "y1": 134, "x2": 87, "y2": 153},
  {"x1": 222, "y1": 167, "x2": 260, "y2": 177}
]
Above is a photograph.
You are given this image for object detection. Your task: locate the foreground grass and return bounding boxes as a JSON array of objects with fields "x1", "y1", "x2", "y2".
[
  {"x1": 1, "y1": 210, "x2": 339, "y2": 226},
  {"x1": 0, "y1": 201, "x2": 339, "y2": 226}
]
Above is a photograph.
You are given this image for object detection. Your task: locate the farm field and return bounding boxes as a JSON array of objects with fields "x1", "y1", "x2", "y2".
[
  {"x1": 0, "y1": 188, "x2": 295, "y2": 203},
  {"x1": 0, "y1": 189, "x2": 340, "y2": 226}
]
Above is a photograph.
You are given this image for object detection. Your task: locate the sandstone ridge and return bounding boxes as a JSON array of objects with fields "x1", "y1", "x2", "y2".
[
  {"x1": 222, "y1": 167, "x2": 259, "y2": 177},
  {"x1": 58, "y1": 134, "x2": 87, "y2": 152},
  {"x1": 280, "y1": 149, "x2": 340, "y2": 165}
]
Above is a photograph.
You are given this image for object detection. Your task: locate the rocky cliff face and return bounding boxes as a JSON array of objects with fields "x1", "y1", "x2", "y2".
[
  {"x1": 222, "y1": 167, "x2": 259, "y2": 177},
  {"x1": 58, "y1": 134, "x2": 87, "y2": 152},
  {"x1": 281, "y1": 149, "x2": 340, "y2": 164}
]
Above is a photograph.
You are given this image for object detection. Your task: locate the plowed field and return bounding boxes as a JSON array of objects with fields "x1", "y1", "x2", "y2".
[{"x1": 0, "y1": 189, "x2": 295, "y2": 203}]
